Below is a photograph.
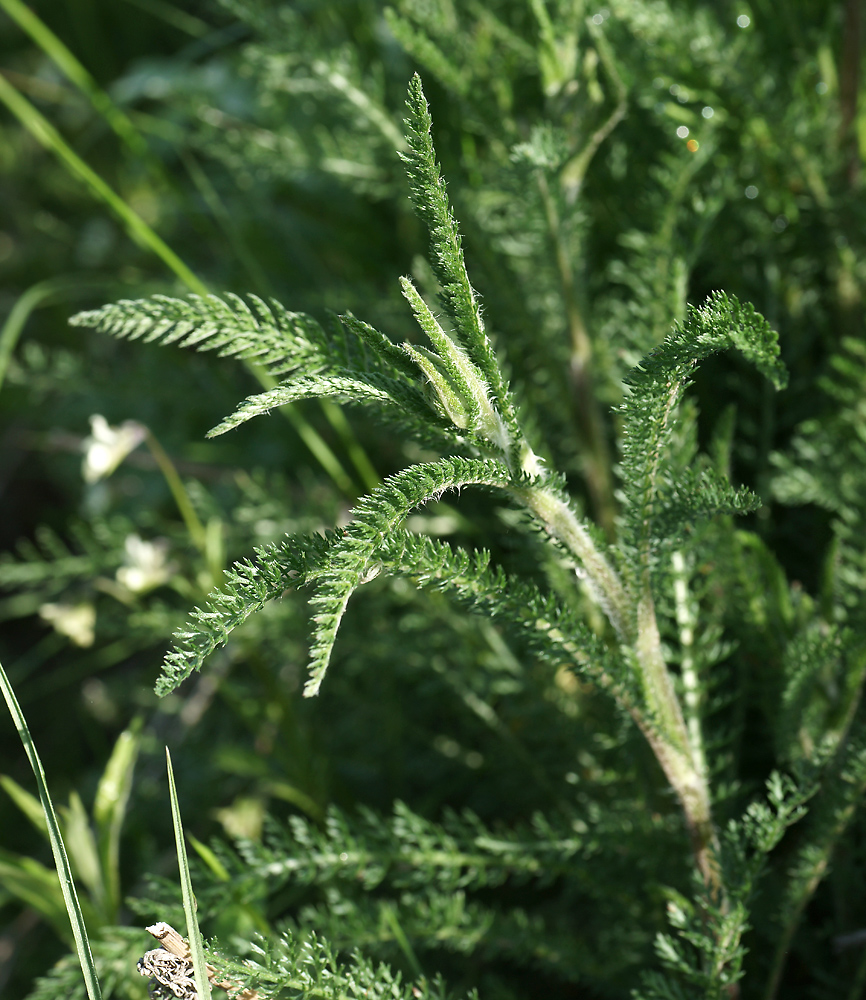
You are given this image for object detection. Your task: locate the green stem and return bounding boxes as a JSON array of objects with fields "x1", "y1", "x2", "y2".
[
  {"x1": 144, "y1": 431, "x2": 208, "y2": 554},
  {"x1": 0, "y1": 0, "x2": 147, "y2": 156},
  {"x1": 0, "y1": 72, "x2": 206, "y2": 294},
  {"x1": 634, "y1": 589, "x2": 717, "y2": 889},
  {"x1": 515, "y1": 481, "x2": 629, "y2": 640},
  {"x1": 0, "y1": 658, "x2": 103, "y2": 1000},
  {"x1": 515, "y1": 479, "x2": 717, "y2": 887},
  {"x1": 636, "y1": 592, "x2": 688, "y2": 747}
]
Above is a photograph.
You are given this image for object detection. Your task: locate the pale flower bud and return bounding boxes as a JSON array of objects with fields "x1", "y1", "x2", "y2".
[
  {"x1": 81, "y1": 414, "x2": 146, "y2": 483},
  {"x1": 116, "y1": 534, "x2": 174, "y2": 594},
  {"x1": 39, "y1": 601, "x2": 96, "y2": 647}
]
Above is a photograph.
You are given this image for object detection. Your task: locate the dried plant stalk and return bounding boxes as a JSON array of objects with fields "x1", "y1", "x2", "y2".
[{"x1": 139, "y1": 923, "x2": 258, "y2": 1000}]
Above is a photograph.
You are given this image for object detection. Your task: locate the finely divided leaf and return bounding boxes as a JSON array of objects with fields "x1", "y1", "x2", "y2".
[
  {"x1": 207, "y1": 370, "x2": 434, "y2": 437},
  {"x1": 653, "y1": 467, "x2": 761, "y2": 531},
  {"x1": 304, "y1": 457, "x2": 515, "y2": 696},
  {"x1": 619, "y1": 290, "x2": 787, "y2": 563},
  {"x1": 400, "y1": 75, "x2": 509, "y2": 410},
  {"x1": 72, "y1": 292, "x2": 472, "y2": 449},
  {"x1": 157, "y1": 532, "x2": 332, "y2": 697},
  {"x1": 71, "y1": 294, "x2": 328, "y2": 374},
  {"x1": 378, "y1": 530, "x2": 638, "y2": 708},
  {"x1": 340, "y1": 312, "x2": 422, "y2": 380},
  {"x1": 71, "y1": 293, "x2": 408, "y2": 383},
  {"x1": 234, "y1": 798, "x2": 591, "y2": 893}
]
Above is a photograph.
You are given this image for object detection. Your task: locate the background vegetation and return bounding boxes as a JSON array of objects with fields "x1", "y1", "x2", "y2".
[{"x1": 0, "y1": 0, "x2": 864, "y2": 997}]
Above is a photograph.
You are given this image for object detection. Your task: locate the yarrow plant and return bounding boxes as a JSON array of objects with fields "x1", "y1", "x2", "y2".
[
  {"x1": 3, "y1": 3, "x2": 866, "y2": 999},
  {"x1": 54, "y1": 73, "x2": 862, "y2": 999}
]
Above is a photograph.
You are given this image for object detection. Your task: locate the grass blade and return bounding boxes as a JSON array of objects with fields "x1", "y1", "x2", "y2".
[
  {"x1": 0, "y1": 72, "x2": 206, "y2": 295},
  {"x1": 93, "y1": 720, "x2": 142, "y2": 921},
  {"x1": 165, "y1": 747, "x2": 212, "y2": 1000},
  {"x1": 0, "y1": 0, "x2": 148, "y2": 157},
  {"x1": 0, "y1": 656, "x2": 102, "y2": 1000}
]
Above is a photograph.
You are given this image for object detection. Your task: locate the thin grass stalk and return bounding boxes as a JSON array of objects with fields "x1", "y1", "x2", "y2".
[
  {"x1": 0, "y1": 73, "x2": 206, "y2": 295},
  {"x1": 144, "y1": 431, "x2": 209, "y2": 555},
  {"x1": 0, "y1": 0, "x2": 148, "y2": 157},
  {"x1": 165, "y1": 747, "x2": 212, "y2": 1000},
  {"x1": 0, "y1": 657, "x2": 103, "y2": 1000},
  {"x1": 319, "y1": 399, "x2": 382, "y2": 492}
]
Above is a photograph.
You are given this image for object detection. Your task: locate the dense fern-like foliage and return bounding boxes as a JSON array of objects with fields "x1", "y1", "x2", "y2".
[
  {"x1": 59, "y1": 64, "x2": 866, "y2": 998},
  {"x1": 157, "y1": 530, "x2": 330, "y2": 697},
  {"x1": 773, "y1": 337, "x2": 866, "y2": 621},
  {"x1": 207, "y1": 929, "x2": 471, "y2": 1000},
  {"x1": 619, "y1": 291, "x2": 788, "y2": 570},
  {"x1": 4, "y1": 2, "x2": 866, "y2": 998}
]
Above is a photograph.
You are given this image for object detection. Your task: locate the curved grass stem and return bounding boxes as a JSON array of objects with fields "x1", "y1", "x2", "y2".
[{"x1": 0, "y1": 658, "x2": 103, "y2": 1000}]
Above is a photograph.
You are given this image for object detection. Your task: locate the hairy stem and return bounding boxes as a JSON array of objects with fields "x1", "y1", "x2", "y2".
[
  {"x1": 514, "y1": 480, "x2": 717, "y2": 885},
  {"x1": 520, "y1": 479, "x2": 716, "y2": 885},
  {"x1": 672, "y1": 550, "x2": 708, "y2": 785},
  {"x1": 515, "y1": 482, "x2": 628, "y2": 640},
  {"x1": 635, "y1": 589, "x2": 718, "y2": 889}
]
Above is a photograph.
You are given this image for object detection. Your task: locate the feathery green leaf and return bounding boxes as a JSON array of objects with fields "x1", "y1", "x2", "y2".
[
  {"x1": 620, "y1": 291, "x2": 787, "y2": 567},
  {"x1": 400, "y1": 75, "x2": 509, "y2": 412},
  {"x1": 206, "y1": 370, "x2": 435, "y2": 437},
  {"x1": 157, "y1": 532, "x2": 331, "y2": 697},
  {"x1": 305, "y1": 456, "x2": 515, "y2": 696},
  {"x1": 71, "y1": 293, "x2": 329, "y2": 373},
  {"x1": 378, "y1": 530, "x2": 637, "y2": 707}
]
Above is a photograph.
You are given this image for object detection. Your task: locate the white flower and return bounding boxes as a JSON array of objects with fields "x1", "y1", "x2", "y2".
[
  {"x1": 82, "y1": 414, "x2": 146, "y2": 483},
  {"x1": 116, "y1": 534, "x2": 174, "y2": 594},
  {"x1": 39, "y1": 602, "x2": 96, "y2": 647}
]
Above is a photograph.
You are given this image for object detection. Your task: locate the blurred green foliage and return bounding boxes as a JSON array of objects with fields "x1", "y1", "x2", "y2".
[{"x1": 1, "y1": 1, "x2": 865, "y2": 998}]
